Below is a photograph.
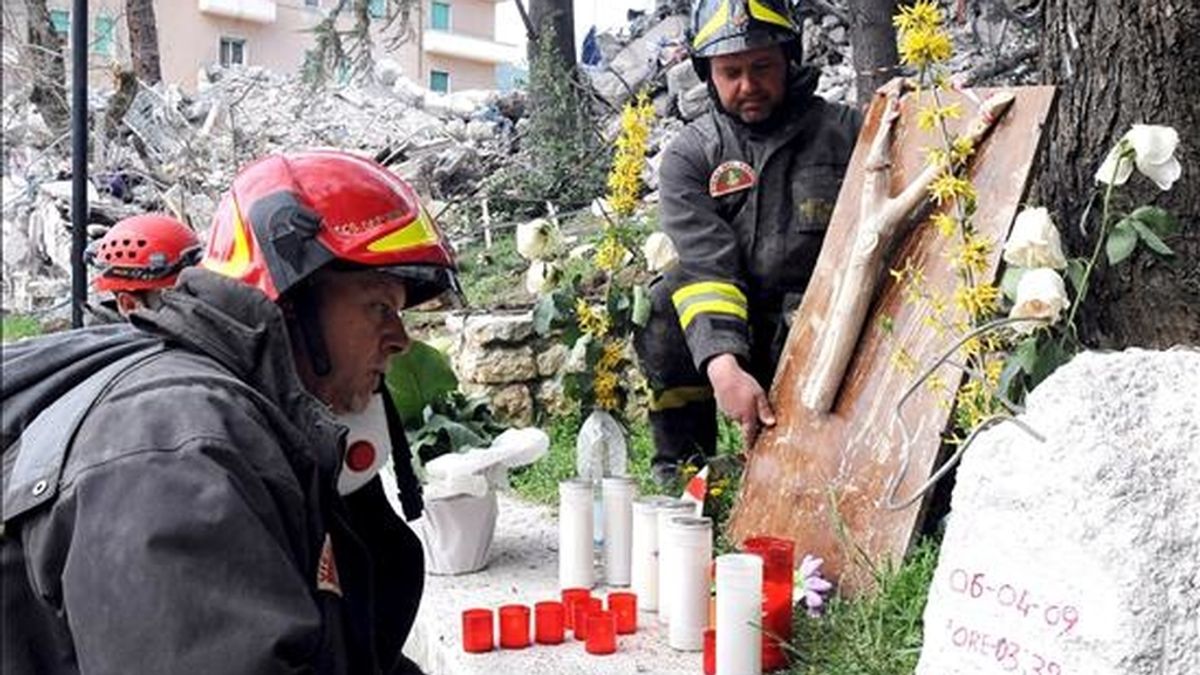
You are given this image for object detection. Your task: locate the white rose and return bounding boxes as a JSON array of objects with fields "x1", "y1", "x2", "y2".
[
  {"x1": 515, "y1": 217, "x2": 558, "y2": 261},
  {"x1": 1008, "y1": 268, "x2": 1070, "y2": 334},
  {"x1": 641, "y1": 231, "x2": 679, "y2": 272},
  {"x1": 1002, "y1": 207, "x2": 1067, "y2": 270},
  {"x1": 1094, "y1": 124, "x2": 1182, "y2": 191},
  {"x1": 524, "y1": 260, "x2": 559, "y2": 295}
]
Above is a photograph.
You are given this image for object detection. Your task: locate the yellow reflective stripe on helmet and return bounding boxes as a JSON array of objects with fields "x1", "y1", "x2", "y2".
[
  {"x1": 202, "y1": 199, "x2": 251, "y2": 279},
  {"x1": 678, "y1": 298, "x2": 748, "y2": 329},
  {"x1": 649, "y1": 385, "x2": 714, "y2": 411},
  {"x1": 748, "y1": 0, "x2": 793, "y2": 29},
  {"x1": 692, "y1": 0, "x2": 730, "y2": 49},
  {"x1": 367, "y1": 208, "x2": 438, "y2": 253},
  {"x1": 672, "y1": 280, "x2": 746, "y2": 307}
]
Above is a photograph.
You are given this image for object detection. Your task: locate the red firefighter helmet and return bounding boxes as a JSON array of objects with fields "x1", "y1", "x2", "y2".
[
  {"x1": 88, "y1": 213, "x2": 202, "y2": 292},
  {"x1": 202, "y1": 150, "x2": 460, "y2": 308}
]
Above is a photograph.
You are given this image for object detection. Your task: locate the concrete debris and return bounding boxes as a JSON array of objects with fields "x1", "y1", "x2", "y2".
[{"x1": 3, "y1": 7, "x2": 1039, "y2": 316}]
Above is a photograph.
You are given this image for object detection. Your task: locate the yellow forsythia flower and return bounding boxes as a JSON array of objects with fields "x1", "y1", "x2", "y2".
[
  {"x1": 953, "y1": 283, "x2": 1001, "y2": 319},
  {"x1": 929, "y1": 172, "x2": 978, "y2": 206},
  {"x1": 576, "y1": 298, "x2": 610, "y2": 337},
  {"x1": 606, "y1": 94, "x2": 655, "y2": 219},
  {"x1": 593, "y1": 367, "x2": 621, "y2": 410},
  {"x1": 898, "y1": 25, "x2": 954, "y2": 68},
  {"x1": 593, "y1": 233, "x2": 628, "y2": 273},
  {"x1": 893, "y1": 0, "x2": 943, "y2": 33},
  {"x1": 931, "y1": 212, "x2": 958, "y2": 237},
  {"x1": 948, "y1": 234, "x2": 993, "y2": 276}
]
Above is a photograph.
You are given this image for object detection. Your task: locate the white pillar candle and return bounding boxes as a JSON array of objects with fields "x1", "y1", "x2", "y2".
[
  {"x1": 666, "y1": 515, "x2": 712, "y2": 652},
  {"x1": 630, "y1": 496, "x2": 668, "y2": 611},
  {"x1": 601, "y1": 476, "x2": 637, "y2": 586},
  {"x1": 716, "y1": 553, "x2": 764, "y2": 675},
  {"x1": 558, "y1": 478, "x2": 594, "y2": 589},
  {"x1": 656, "y1": 498, "x2": 699, "y2": 625}
]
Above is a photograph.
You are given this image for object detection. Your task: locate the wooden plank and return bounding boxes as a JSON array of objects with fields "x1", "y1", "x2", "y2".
[{"x1": 727, "y1": 86, "x2": 1057, "y2": 595}]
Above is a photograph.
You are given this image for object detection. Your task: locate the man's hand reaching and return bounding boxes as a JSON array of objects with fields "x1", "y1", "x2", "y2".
[{"x1": 706, "y1": 353, "x2": 776, "y2": 449}]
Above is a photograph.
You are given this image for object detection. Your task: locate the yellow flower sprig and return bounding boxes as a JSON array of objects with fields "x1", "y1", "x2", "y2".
[
  {"x1": 593, "y1": 232, "x2": 628, "y2": 273},
  {"x1": 887, "y1": 1, "x2": 1016, "y2": 439},
  {"x1": 894, "y1": 0, "x2": 953, "y2": 70},
  {"x1": 575, "y1": 299, "x2": 610, "y2": 338},
  {"x1": 606, "y1": 93, "x2": 655, "y2": 219}
]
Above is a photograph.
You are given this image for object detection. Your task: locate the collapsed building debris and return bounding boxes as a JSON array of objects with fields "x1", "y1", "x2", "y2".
[{"x1": 2, "y1": 5, "x2": 1038, "y2": 318}]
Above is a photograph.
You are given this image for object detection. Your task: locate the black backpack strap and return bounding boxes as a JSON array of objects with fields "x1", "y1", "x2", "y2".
[
  {"x1": 379, "y1": 389, "x2": 423, "y2": 522},
  {"x1": 3, "y1": 345, "x2": 165, "y2": 525}
]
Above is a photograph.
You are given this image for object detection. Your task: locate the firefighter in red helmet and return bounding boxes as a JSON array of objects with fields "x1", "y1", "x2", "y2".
[
  {"x1": 86, "y1": 213, "x2": 202, "y2": 317},
  {"x1": 3, "y1": 150, "x2": 456, "y2": 674}
]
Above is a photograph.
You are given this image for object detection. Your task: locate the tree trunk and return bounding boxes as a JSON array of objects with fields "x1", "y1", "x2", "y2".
[
  {"x1": 526, "y1": 0, "x2": 575, "y2": 70},
  {"x1": 1037, "y1": 0, "x2": 1200, "y2": 348},
  {"x1": 125, "y1": 0, "x2": 162, "y2": 84},
  {"x1": 848, "y1": 0, "x2": 899, "y2": 107},
  {"x1": 25, "y1": 0, "x2": 69, "y2": 136}
]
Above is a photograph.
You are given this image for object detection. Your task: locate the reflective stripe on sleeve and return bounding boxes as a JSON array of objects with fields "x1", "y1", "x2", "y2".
[{"x1": 671, "y1": 281, "x2": 748, "y2": 330}]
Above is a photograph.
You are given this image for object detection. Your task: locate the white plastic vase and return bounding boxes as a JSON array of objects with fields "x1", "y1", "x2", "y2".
[{"x1": 419, "y1": 490, "x2": 498, "y2": 575}]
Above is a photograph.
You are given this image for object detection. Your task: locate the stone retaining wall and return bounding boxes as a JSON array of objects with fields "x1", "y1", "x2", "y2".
[
  {"x1": 444, "y1": 311, "x2": 645, "y2": 426},
  {"x1": 445, "y1": 312, "x2": 570, "y2": 426}
]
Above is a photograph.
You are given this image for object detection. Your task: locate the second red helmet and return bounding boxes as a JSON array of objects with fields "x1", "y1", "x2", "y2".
[{"x1": 89, "y1": 213, "x2": 202, "y2": 292}]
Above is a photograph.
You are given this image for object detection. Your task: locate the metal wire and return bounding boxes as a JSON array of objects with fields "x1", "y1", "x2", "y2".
[{"x1": 883, "y1": 316, "x2": 1048, "y2": 511}]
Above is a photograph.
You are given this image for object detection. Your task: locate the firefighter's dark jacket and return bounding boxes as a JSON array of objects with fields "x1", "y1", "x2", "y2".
[
  {"x1": 1, "y1": 268, "x2": 424, "y2": 674},
  {"x1": 658, "y1": 68, "x2": 862, "y2": 372}
]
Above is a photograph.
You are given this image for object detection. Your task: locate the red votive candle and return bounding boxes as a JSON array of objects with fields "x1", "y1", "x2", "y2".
[
  {"x1": 703, "y1": 627, "x2": 716, "y2": 675},
  {"x1": 535, "y1": 601, "x2": 566, "y2": 645},
  {"x1": 573, "y1": 597, "x2": 603, "y2": 641},
  {"x1": 584, "y1": 609, "x2": 617, "y2": 655},
  {"x1": 742, "y1": 536, "x2": 796, "y2": 672},
  {"x1": 461, "y1": 608, "x2": 494, "y2": 653},
  {"x1": 498, "y1": 604, "x2": 531, "y2": 649},
  {"x1": 607, "y1": 591, "x2": 638, "y2": 634},
  {"x1": 561, "y1": 588, "x2": 591, "y2": 630}
]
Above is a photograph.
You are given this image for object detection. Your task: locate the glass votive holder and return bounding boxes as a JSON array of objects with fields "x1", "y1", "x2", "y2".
[
  {"x1": 561, "y1": 587, "x2": 592, "y2": 630},
  {"x1": 607, "y1": 591, "x2": 638, "y2": 634},
  {"x1": 535, "y1": 600, "x2": 566, "y2": 645},
  {"x1": 498, "y1": 604, "x2": 531, "y2": 649},
  {"x1": 703, "y1": 627, "x2": 716, "y2": 675},
  {"x1": 573, "y1": 597, "x2": 603, "y2": 641},
  {"x1": 585, "y1": 609, "x2": 617, "y2": 655},
  {"x1": 461, "y1": 608, "x2": 494, "y2": 653}
]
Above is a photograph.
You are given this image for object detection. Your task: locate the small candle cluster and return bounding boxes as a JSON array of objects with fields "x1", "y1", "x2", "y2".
[{"x1": 461, "y1": 589, "x2": 639, "y2": 656}]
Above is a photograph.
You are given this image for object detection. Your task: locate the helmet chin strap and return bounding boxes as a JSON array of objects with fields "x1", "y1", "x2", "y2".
[{"x1": 290, "y1": 281, "x2": 332, "y2": 378}]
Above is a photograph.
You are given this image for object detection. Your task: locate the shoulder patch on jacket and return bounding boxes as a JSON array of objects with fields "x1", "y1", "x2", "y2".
[
  {"x1": 709, "y1": 161, "x2": 756, "y2": 197},
  {"x1": 317, "y1": 533, "x2": 343, "y2": 597}
]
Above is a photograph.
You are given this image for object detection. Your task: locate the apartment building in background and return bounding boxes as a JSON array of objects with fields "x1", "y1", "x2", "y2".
[{"x1": 25, "y1": 0, "x2": 520, "y2": 93}]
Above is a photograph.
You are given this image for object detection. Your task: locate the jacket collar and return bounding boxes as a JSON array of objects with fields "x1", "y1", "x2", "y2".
[{"x1": 130, "y1": 268, "x2": 343, "y2": 476}]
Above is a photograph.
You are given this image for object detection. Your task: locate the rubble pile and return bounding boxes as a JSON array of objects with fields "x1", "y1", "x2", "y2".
[{"x1": 2, "y1": 5, "x2": 1039, "y2": 318}]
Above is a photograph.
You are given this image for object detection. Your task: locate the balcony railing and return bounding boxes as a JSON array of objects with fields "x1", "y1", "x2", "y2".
[
  {"x1": 198, "y1": 0, "x2": 277, "y2": 24},
  {"x1": 422, "y1": 30, "x2": 520, "y2": 65}
]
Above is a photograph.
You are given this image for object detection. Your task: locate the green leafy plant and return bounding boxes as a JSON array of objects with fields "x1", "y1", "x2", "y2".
[{"x1": 384, "y1": 340, "x2": 505, "y2": 472}]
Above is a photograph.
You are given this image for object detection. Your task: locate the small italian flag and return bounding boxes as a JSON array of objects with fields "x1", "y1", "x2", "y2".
[{"x1": 681, "y1": 465, "x2": 710, "y2": 517}]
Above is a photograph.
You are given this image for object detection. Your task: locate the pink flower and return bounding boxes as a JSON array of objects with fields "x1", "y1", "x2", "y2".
[{"x1": 794, "y1": 554, "x2": 834, "y2": 617}]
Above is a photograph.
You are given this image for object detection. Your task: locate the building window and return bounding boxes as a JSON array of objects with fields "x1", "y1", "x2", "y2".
[
  {"x1": 368, "y1": 0, "x2": 386, "y2": 18},
  {"x1": 219, "y1": 37, "x2": 246, "y2": 67},
  {"x1": 305, "y1": 0, "x2": 320, "y2": 6},
  {"x1": 93, "y1": 15, "x2": 115, "y2": 55},
  {"x1": 50, "y1": 9, "x2": 70, "y2": 36},
  {"x1": 429, "y1": 70, "x2": 450, "y2": 93},
  {"x1": 430, "y1": 1, "x2": 451, "y2": 31}
]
